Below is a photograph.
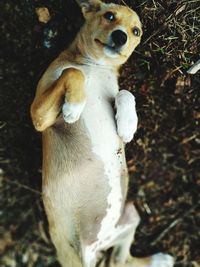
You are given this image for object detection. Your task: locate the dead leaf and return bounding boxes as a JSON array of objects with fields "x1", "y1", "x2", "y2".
[
  {"x1": 22, "y1": 247, "x2": 39, "y2": 267},
  {"x1": 175, "y1": 4, "x2": 186, "y2": 16},
  {"x1": 127, "y1": 159, "x2": 136, "y2": 173},
  {"x1": 1, "y1": 255, "x2": 16, "y2": 267},
  {"x1": 0, "y1": 231, "x2": 14, "y2": 253},
  {"x1": 181, "y1": 134, "x2": 197, "y2": 144},
  {"x1": 140, "y1": 83, "x2": 148, "y2": 94},
  {"x1": 35, "y1": 7, "x2": 51, "y2": 24},
  {"x1": 161, "y1": 66, "x2": 184, "y2": 87},
  {"x1": 192, "y1": 262, "x2": 200, "y2": 267},
  {"x1": 128, "y1": 165, "x2": 137, "y2": 173},
  {"x1": 127, "y1": 159, "x2": 134, "y2": 166},
  {"x1": 193, "y1": 111, "x2": 200, "y2": 119},
  {"x1": 145, "y1": 181, "x2": 155, "y2": 189},
  {"x1": 175, "y1": 76, "x2": 191, "y2": 94}
]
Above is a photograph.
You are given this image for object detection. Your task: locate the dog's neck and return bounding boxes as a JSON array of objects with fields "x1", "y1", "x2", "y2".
[{"x1": 68, "y1": 31, "x2": 120, "y2": 73}]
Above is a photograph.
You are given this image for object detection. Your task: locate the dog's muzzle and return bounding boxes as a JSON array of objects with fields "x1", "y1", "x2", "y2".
[
  {"x1": 111, "y1": 30, "x2": 127, "y2": 47},
  {"x1": 95, "y1": 29, "x2": 128, "y2": 56}
]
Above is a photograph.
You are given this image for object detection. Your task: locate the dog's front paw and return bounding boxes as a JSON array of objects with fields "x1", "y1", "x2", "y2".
[
  {"x1": 149, "y1": 253, "x2": 174, "y2": 267},
  {"x1": 115, "y1": 90, "x2": 138, "y2": 143},
  {"x1": 62, "y1": 100, "x2": 86, "y2": 124}
]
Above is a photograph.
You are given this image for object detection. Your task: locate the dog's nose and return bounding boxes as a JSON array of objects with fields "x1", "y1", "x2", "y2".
[{"x1": 111, "y1": 30, "x2": 127, "y2": 47}]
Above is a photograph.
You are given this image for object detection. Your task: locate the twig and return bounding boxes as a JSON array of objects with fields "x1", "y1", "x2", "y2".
[
  {"x1": 0, "y1": 122, "x2": 6, "y2": 129},
  {"x1": 143, "y1": 25, "x2": 167, "y2": 44},
  {"x1": 151, "y1": 218, "x2": 181, "y2": 246},
  {"x1": 2, "y1": 176, "x2": 41, "y2": 195},
  {"x1": 150, "y1": 201, "x2": 200, "y2": 246}
]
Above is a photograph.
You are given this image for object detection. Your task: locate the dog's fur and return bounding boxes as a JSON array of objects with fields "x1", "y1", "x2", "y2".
[{"x1": 31, "y1": 1, "x2": 174, "y2": 266}]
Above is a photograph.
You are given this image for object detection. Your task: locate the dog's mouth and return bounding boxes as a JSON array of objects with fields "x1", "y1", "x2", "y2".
[{"x1": 95, "y1": 39, "x2": 120, "y2": 55}]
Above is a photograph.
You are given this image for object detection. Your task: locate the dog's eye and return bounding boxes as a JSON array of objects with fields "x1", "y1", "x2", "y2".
[
  {"x1": 132, "y1": 27, "x2": 140, "y2": 37},
  {"x1": 103, "y1": 12, "x2": 115, "y2": 21}
]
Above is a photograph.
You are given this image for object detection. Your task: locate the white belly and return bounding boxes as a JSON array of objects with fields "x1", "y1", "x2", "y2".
[{"x1": 82, "y1": 68, "x2": 124, "y2": 241}]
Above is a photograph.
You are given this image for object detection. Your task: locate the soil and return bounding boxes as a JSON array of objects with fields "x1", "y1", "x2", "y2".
[{"x1": 0, "y1": 0, "x2": 200, "y2": 266}]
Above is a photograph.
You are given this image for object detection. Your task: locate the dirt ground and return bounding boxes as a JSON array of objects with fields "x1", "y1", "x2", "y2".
[{"x1": 0, "y1": 0, "x2": 200, "y2": 266}]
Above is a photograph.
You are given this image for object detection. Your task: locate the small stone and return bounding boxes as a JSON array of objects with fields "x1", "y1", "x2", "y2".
[{"x1": 35, "y1": 7, "x2": 51, "y2": 24}]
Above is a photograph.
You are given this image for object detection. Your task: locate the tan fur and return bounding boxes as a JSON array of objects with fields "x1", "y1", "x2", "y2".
[
  {"x1": 31, "y1": 1, "x2": 173, "y2": 267},
  {"x1": 31, "y1": 0, "x2": 142, "y2": 132},
  {"x1": 42, "y1": 120, "x2": 111, "y2": 266},
  {"x1": 74, "y1": 3, "x2": 142, "y2": 67},
  {"x1": 31, "y1": 68, "x2": 85, "y2": 131}
]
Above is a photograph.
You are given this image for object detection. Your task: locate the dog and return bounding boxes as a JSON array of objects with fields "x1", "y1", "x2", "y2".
[{"x1": 31, "y1": 0, "x2": 175, "y2": 266}]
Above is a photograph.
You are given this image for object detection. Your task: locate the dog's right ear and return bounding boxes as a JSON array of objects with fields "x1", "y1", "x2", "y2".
[{"x1": 75, "y1": 0, "x2": 103, "y2": 18}]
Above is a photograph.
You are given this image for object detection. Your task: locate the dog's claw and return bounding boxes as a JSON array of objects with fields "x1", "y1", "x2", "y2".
[
  {"x1": 115, "y1": 90, "x2": 138, "y2": 143},
  {"x1": 62, "y1": 100, "x2": 86, "y2": 124}
]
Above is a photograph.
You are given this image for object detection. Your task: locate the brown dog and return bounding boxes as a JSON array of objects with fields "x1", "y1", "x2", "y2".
[{"x1": 31, "y1": 0, "x2": 174, "y2": 266}]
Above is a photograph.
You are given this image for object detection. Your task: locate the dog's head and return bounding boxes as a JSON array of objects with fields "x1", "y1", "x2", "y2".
[{"x1": 76, "y1": 0, "x2": 142, "y2": 66}]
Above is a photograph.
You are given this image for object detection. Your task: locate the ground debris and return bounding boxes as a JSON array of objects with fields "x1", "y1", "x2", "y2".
[
  {"x1": 0, "y1": 231, "x2": 14, "y2": 254},
  {"x1": 35, "y1": 7, "x2": 51, "y2": 24},
  {"x1": 175, "y1": 76, "x2": 191, "y2": 94},
  {"x1": 1, "y1": 0, "x2": 200, "y2": 266},
  {"x1": 187, "y1": 59, "x2": 200, "y2": 75}
]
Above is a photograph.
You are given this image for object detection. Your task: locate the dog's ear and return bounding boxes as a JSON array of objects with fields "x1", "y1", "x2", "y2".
[{"x1": 76, "y1": 0, "x2": 103, "y2": 18}]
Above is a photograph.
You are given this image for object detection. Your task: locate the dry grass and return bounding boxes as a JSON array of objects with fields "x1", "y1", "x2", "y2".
[{"x1": 0, "y1": 0, "x2": 200, "y2": 266}]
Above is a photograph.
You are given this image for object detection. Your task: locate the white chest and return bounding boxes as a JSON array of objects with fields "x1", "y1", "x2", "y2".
[
  {"x1": 82, "y1": 68, "x2": 119, "y2": 160},
  {"x1": 81, "y1": 67, "x2": 124, "y2": 240}
]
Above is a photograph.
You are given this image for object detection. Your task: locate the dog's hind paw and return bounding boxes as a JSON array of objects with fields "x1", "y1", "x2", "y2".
[
  {"x1": 62, "y1": 100, "x2": 86, "y2": 124},
  {"x1": 149, "y1": 253, "x2": 174, "y2": 267},
  {"x1": 115, "y1": 90, "x2": 138, "y2": 143}
]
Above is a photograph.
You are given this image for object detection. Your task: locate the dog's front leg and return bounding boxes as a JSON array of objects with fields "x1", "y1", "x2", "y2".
[
  {"x1": 31, "y1": 68, "x2": 86, "y2": 131},
  {"x1": 115, "y1": 90, "x2": 138, "y2": 143}
]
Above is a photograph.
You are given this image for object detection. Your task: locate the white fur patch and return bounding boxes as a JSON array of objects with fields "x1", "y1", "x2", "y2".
[
  {"x1": 83, "y1": 223, "x2": 133, "y2": 267},
  {"x1": 79, "y1": 66, "x2": 126, "y2": 265},
  {"x1": 82, "y1": 69, "x2": 123, "y2": 232},
  {"x1": 62, "y1": 100, "x2": 86, "y2": 124},
  {"x1": 115, "y1": 90, "x2": 138, "y2": 143},
  {"x1": 149, "y1": 253, "x2": 174, "y2": 267},
  {"x1": 104, "y1": 46, "x2": 118, "y2": 58}
]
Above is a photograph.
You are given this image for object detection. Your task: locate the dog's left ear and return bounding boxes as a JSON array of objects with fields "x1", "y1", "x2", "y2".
[{"x1": 76, "y1": 0, "x2": 103, "y2": 18}]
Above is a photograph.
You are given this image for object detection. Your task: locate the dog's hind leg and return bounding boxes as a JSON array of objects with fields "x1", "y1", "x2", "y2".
[
  {"x1": 110, "y1": 203, "x2": 140, "y2": 265},
  {"x1": 110, "y1": 204, "x2": 174, "y2": 267},
  {"x1": 82, "y1": 246, "x2": 102, "y2": 267}
]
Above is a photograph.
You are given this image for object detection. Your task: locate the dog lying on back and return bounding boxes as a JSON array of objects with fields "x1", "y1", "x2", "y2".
[{"x1": 31, "y1": 0, "x2": 174, "y2": 266}]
